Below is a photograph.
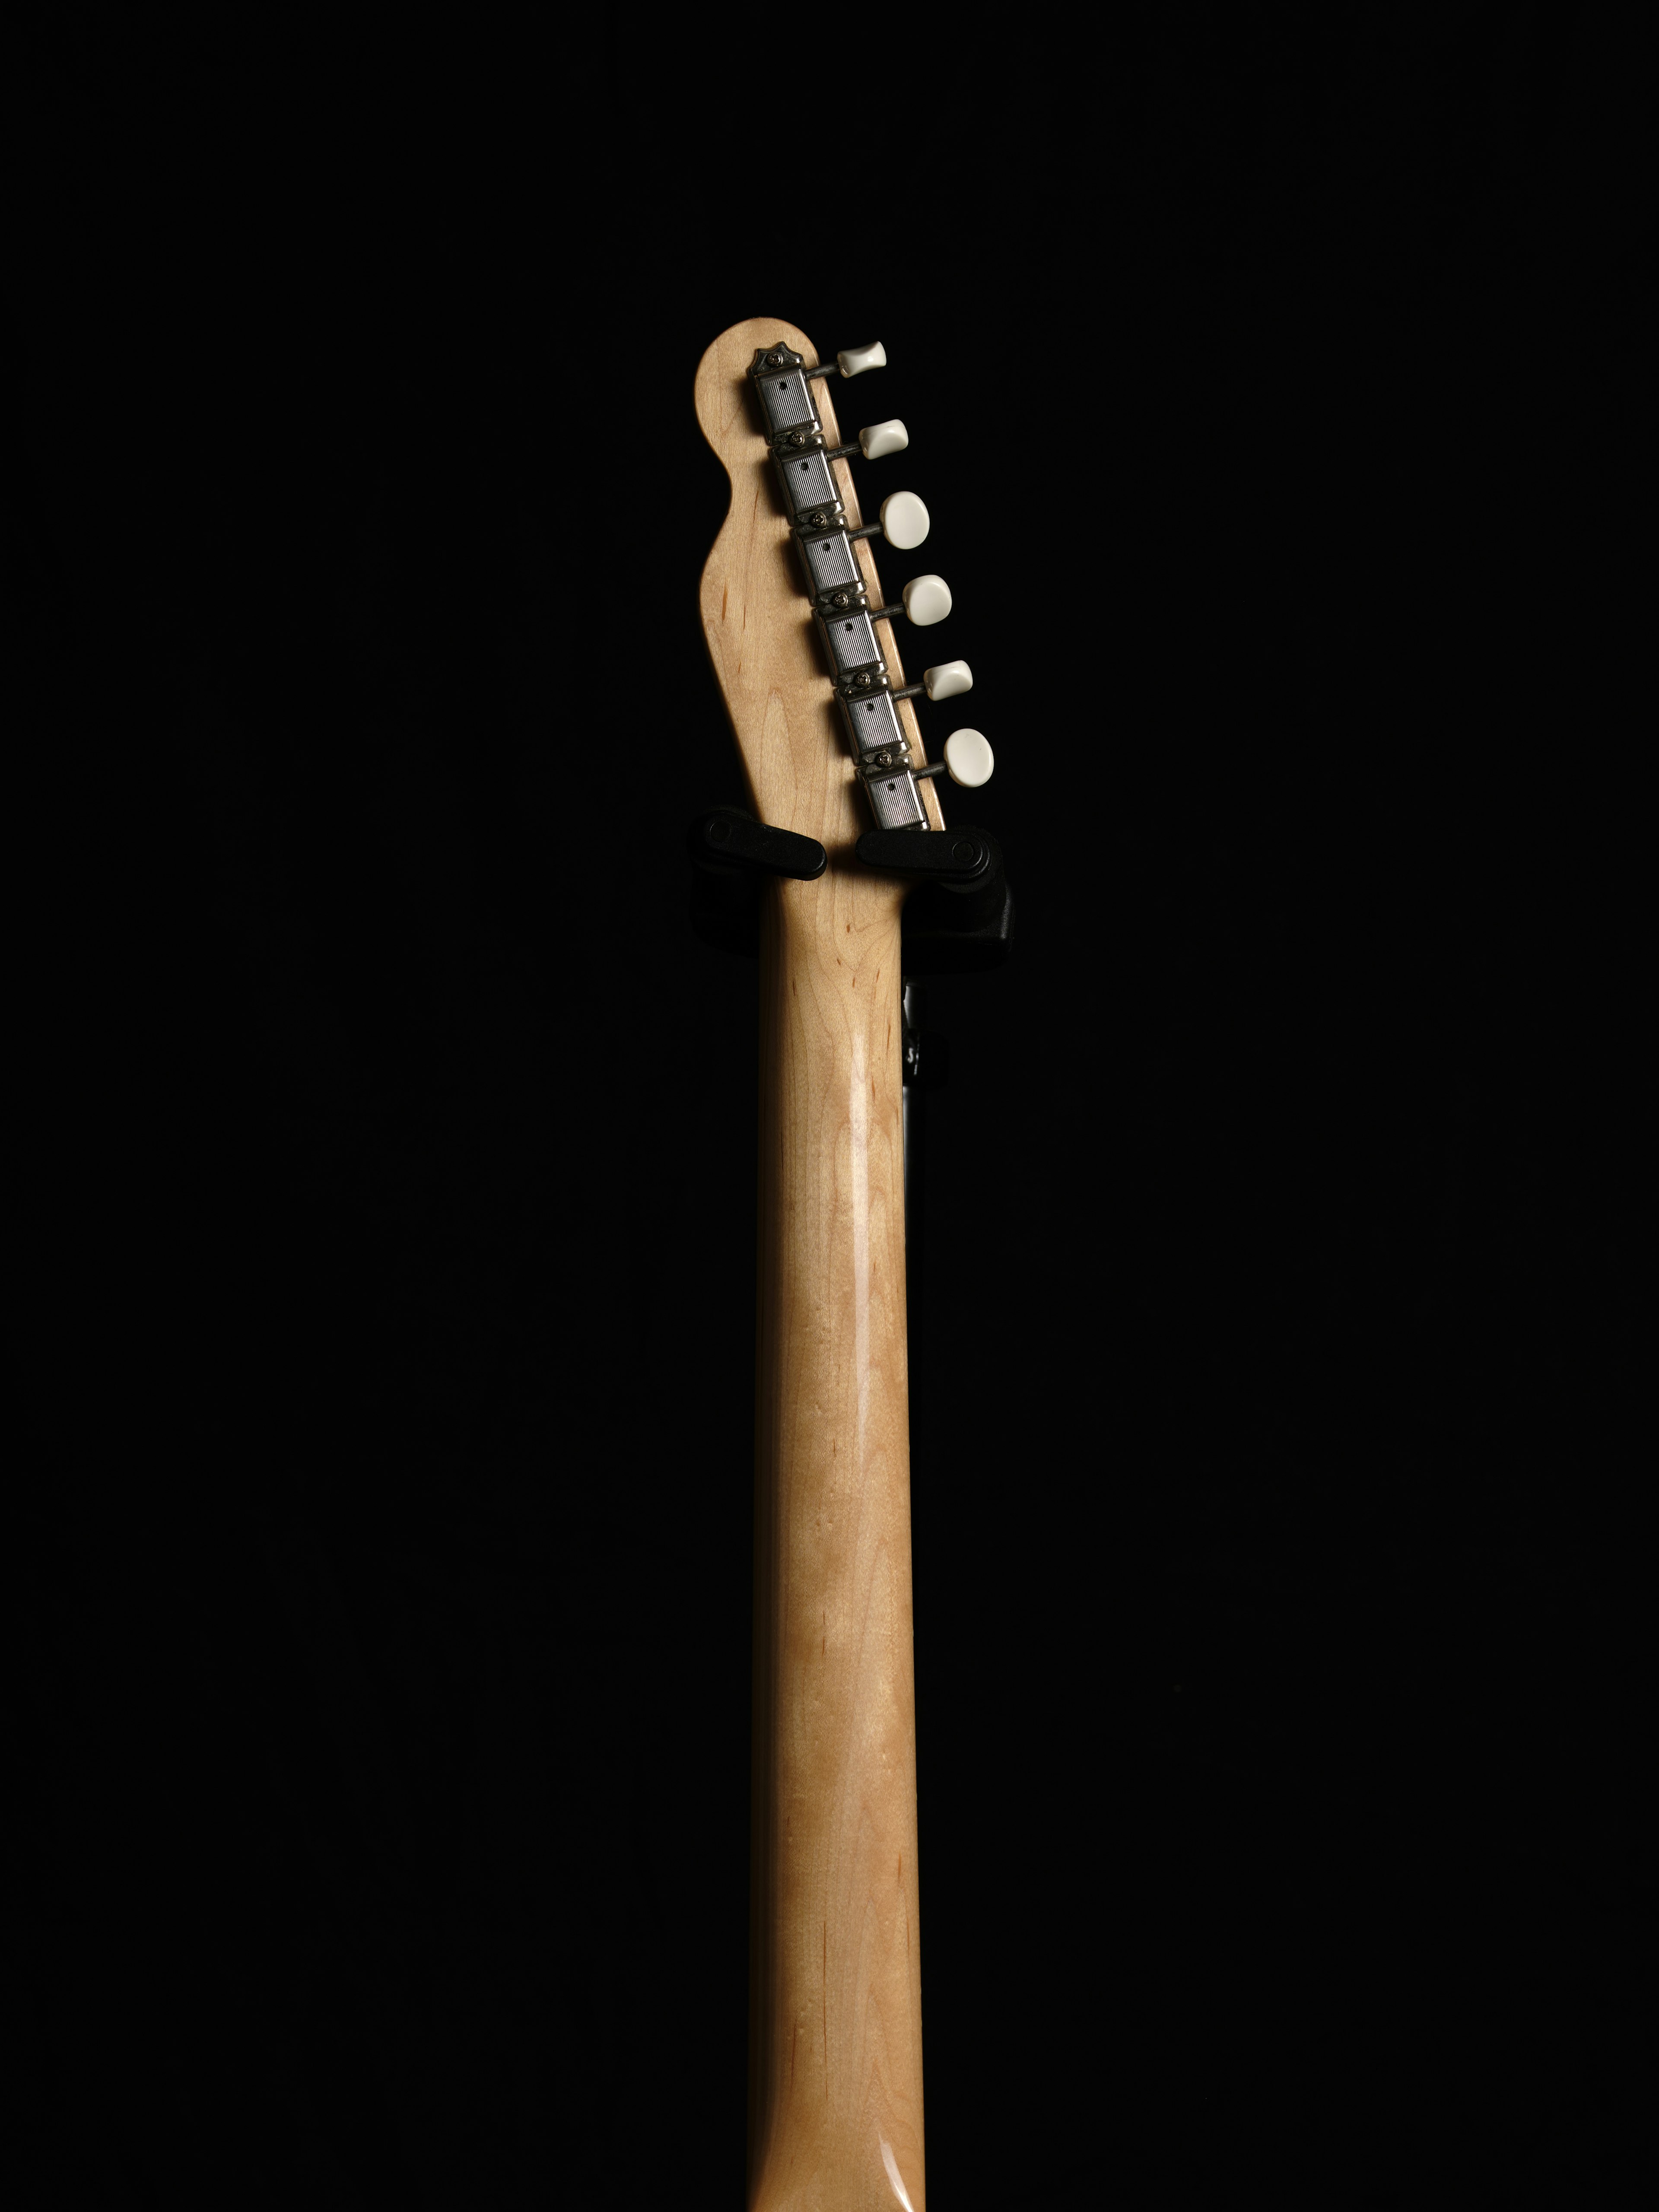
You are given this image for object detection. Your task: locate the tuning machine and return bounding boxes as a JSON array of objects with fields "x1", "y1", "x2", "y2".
[
  {"x1": 849, "y1": 419, "x2": 906, "y2": 459},
  {"x1": 747, "y1": 336, "x2": 1000, "y2": 823},
  {"x1": 770, "y1": 421, "x2": 910, "y2": 527},
  {"x1": 891, "y1": 657, "x2": 971, "y2": 704},
  {"x1": 815, "y1": 571, "x2": 952, "y2": 634},
  {"x1": 913, "y1": 729, "x2": 994, "y2": 788},
  {"x1": 807, "y1": 340, "x2": 886, "y2": 380},
  {"x1": 756, "y1": 336, "x2": 884, "y2": 378},
  {"x1": 772, "y1": 418, "x2": 907, "y2": 463},
  {"x1": 855, "y1": 722, "x2": 994, "y2": 792},
  {"x1": 842, "y1": 645, "x2": 990, "y2": 795},
  {"x1": 837, "y1": 655, "x2": 969, "y2": 713},
  {"x1": 849, "y1": 491, "x2": 928, "y2": 550},
  {"x1": 879, "y1": 574, "x2": 951, "y2": 626},
  {"x1": 792, "y1": 488, "x2": 929, "y2": 584},
  {"x1": 749, "y1": 338, "x2": 884, "y2": 445}
]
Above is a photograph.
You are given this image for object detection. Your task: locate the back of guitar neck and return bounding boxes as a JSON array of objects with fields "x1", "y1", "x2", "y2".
[
  {"x1": 696, "y1": 317, "x2": 928, "y2": 2211},
  {"x1": 749, "y1": 880, "x2": 924, "y2": 2210}
]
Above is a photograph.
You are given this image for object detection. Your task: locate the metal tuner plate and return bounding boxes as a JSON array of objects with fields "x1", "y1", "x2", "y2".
[
  {"x1": 772, "y1": 444, "x2": 842, "y2": 519},
  {"x1": 748, "y1": 344, "x2": 820, "y2": 438},
  {"x1": 840, "y1": 688, "x2": 905, "y2": 757},
  {"x1": 794, "y1": 523, "x2": 861, "y2": 599},
  {"x1": 860, "y1": 758, "x2": 927, "y2": 831},
  {"x1": 816, "y1": 605, "x2": 886, "y2": 683}
]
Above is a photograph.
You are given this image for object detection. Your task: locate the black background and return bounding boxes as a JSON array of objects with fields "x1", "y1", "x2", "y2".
[{"x1": 6, "y1": 15, "x2": 1651, "y2": 2208}]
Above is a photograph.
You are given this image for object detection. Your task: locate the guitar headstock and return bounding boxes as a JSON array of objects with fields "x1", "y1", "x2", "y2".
[{"x1": 695, "y1": 318, "x2": 991, "y2": 878}]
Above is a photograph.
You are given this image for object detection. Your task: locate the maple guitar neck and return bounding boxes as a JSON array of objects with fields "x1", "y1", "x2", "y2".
[{"x1": 696, "y1": 320, "x2": 934, "y2": 2211}]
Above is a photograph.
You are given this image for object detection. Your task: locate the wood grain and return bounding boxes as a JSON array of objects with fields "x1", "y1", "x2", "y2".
[{"x1": 695, "y1": 321, "x2": 928, "y2": 2212}]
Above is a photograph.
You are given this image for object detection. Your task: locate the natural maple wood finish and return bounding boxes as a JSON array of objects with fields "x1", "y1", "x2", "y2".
[{"x1": 695, "y1": 320, "x2": 931, "y2": 2212}]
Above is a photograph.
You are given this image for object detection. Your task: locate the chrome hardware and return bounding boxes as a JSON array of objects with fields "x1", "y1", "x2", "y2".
[
  {"x1": 749, "y1": 345, "x2": 821, "y2": 438},
  {"x1": 820, "y1": 420, "x2": 908, "y2": 464},
  {"x1": 771, "y1": 434, "x2": 842, "y2": 518},
  {"x1": 840, "y1": 687, "x2": 906, "y2": 758},
  {"x1": 816, "y1": 604, "x2": 884, "y2": 681},
  {"x1": 859, "y1": 756, "x2": 926, "y2": 830},
  {"x1": 817, "y1": 582, "x2": 872, "y2": 616},
  {"x1": 793, "y1": 522, "x2": 863, "y2": 600},
  {"x1": 749, "y1": 340, "x2": 976, "y2": 833}
]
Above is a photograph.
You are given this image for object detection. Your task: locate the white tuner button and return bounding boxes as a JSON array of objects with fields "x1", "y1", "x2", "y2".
[
  {"x1": 901, "y1": 574, "x2": 952, "y2": 626},
  {"x1": 879, "y1": 491, "x2": 930, "y2": 550},
  {"x1": 837, "y1": 340, "x2": 887, "y2": 378},
  {"x1": 858, "y1": 418, "x2": 909, "y2": 460},
  {"x1": 942, "y1": 729, "x2": 995, "y2": 788},
  {"x1": 922, "y1": 659, "x2": 973, "y2": 701}
]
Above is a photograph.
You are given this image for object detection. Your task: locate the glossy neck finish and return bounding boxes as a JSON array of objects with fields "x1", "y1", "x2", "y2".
[{"x1": 748, "y1": 877, "x2": 925, "y2": 2212}]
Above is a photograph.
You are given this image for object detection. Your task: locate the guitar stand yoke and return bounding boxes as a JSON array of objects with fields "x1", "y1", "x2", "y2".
[{"x1": 687, "y1": 805, "x2": 1014, "y2": 979}]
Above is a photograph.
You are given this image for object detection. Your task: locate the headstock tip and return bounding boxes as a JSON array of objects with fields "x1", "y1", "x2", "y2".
[{"x1": 696, "y1": 318, "x2": 822, "y2": 451}]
